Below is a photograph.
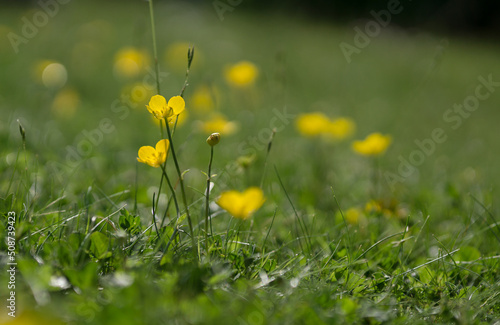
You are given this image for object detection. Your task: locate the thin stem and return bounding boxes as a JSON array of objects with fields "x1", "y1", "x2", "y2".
[
  {"x1": 179, "y1": 46, "x2": 194, "y2": 97},
  {"x1": 154, "y1": 119, "x2": 166, "y2": 214},
  {"x1": 164, "y1": 119, "x2": 197, "y2": 260},
  {"x1": 204, "y1": 146, "x2": 214, "y2": 254},
  {"x1": 260, "y1": 129, "x2": 276, "y2": 188},
  {"x1": 160, "y1": 165, "x2": 180, "y2": 221},
  {"x1": 148, "y1": 0, "x2": 161, "y2": 95}
]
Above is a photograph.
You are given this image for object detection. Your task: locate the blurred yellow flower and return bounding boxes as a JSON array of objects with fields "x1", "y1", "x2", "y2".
[
  {"x1": 296, "y1": 113, "x2": 356, "y2": 140},
  {"x1": 190, "y1": 84, "x2": 217, "y2": 113},
  {"x1": 52, "y1": 88, "x2": 80, "y2": 119},
  {"x1": 352, "y1": 133, "x2": 391, "y2": 156},
  {"x1": 365, "y1": 200, "x2": 382, "y2": 213},
  {"x1": 122, "y1": 82, "x2": 155, "y2": 106},
  {"x1": 137, "y1": 139, "x2": 169, "y2": 168},
  {"x1": 295, "y1": 112, "x2": 330, "y2": 137},
  {"x1": 147, "y1": 95, "x2": 185, "y2": 120},
  {"x1": 224, "y1": 61, "x2": 259, "y2": 87},
  {"x1": 200, "y1": 115, "x2": 238, "y2": 135},
  {"x1": 345, "y1": 207, "x2": 362, "y2": 225},
  {"x1": 217, "y1": 187, "x2": 265, "y2": 220},
  {"x1": 113, "y1": 47, "x2": 150, "y2": 79},
  {"x1": 326, "y1": 117, "x2": 356, "y2": 140}
]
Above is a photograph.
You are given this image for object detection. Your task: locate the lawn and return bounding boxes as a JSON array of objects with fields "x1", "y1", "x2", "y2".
[{"x1": 1, "y1": 1, "x2": 500, "y2": 324}]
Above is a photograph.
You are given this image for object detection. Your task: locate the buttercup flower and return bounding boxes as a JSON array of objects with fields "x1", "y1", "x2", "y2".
[
  {"x1": 295, "y1": 112, "x2": 331, "y2": 137},
  {"x1": 137, "y1": 139, "x2": 170, "y2": 168},
  {"x1": 217, "y1": 187, "x2": 265, "y2": 220},
  {"x1": 122, "y1": 82, "x2": 155, "y2": 106},
  {"x1": 146, "y1": 95, "x2": 185, "y2": 120},
  {"x1": 326, "y1": 117, "x2": 356, "y2": 140},
  {"x1": 352, "y1": 133, "x2": 392, "y2": 156},
  {"x1": 200, "y1": 114, "x2": 238, "y2": 135},
  {"x1": 190, "y1": 84, "x2": 217, "y2": 112},
  {"x1": 345, "y1": 207, "x2": 362, "y2": 225},
  {"x1": 113, "y1": 47, "x2": 150, "y2": 78},
  {"x1": 52, "y1": 88, "x2": 80, "y2": 119},
  {"x1": 224, "y1": 61, "x2": 259, "y2": 87}
]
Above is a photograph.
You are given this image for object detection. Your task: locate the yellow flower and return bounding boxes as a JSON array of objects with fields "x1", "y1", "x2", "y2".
[
  {"x1": 137, "y1": 139, "x2": 170, "y2": 168},
  {"x1": 224, "y1": 61, "x2": 259, "y2": 87},
  {"x1": 295, "y1": 112, "x2": 331, "y2": 137},
  {"x1": 52, "y1": 88, "x2": 80, "y2": 119},
  {"x1": 146, "y1": 95, "x2": 185, "y2": 120},
  {"x1": 365, "y1": 200, "x2": 382, "y2": 213},
  {"x1": 217, "y1": 187, "x2": 265, "y2": 220},
  {"x1": 122, "y1": 82, "x2": 155, "y2": 106},
  {"x1": 345, "y1": 207, "x2": 362, "y2": 225},
  {"x1": 150, "y1": 109, "x2": 188, "y2": 128},
  {"x1": 200, "y1": 115, "x2": 238, "y2": 135},
  {"x1": 113, "y1": 47, "x2": 150, "y2": 79},
  {"x1": 326, "y1": 117, "x2": 356, "y2": 140},
  {"x1": 190, "y1": 84, "x2": 217, "y2": 113},
  {"x1": 352, "y1": 133, "x2": 392, "y2": 156}
]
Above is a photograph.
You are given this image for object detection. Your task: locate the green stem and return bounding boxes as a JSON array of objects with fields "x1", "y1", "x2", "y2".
[
  {"x1": 160, "y1": 165, "x2": 180, "y2": 222},
  {"x1": 164, "y1": 120, "x2": 197, "y2": 260},
  {"x1": 148, "y1": 0, "x2": 161, "y2": 95},
  {"x1": 179, "y1": 46, "x2": 194, "y2": 97},
  {"x1": 204, "y1": 146, "x2": 214, "y2": 254}
]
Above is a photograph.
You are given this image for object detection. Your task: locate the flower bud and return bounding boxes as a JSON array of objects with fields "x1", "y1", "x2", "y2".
[{"x1": 206, "y1": 133, "x2": 220, "y2": 146}]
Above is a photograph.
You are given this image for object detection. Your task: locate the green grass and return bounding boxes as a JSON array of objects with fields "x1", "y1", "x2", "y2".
[{"x1": 1, "y1": 1, "x2": 500, "y2": 324}]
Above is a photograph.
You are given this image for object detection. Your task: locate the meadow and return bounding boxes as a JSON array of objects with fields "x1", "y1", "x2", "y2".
[{"x1": 1, "y1": 1, "x2": 500, "y2": 324}]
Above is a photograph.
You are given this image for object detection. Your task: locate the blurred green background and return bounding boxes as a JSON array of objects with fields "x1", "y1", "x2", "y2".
[{"x1": 2, "y1": 0, "x2": 499, "y2": 197}]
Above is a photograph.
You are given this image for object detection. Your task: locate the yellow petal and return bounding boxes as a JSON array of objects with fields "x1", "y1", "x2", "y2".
[
  {"x1": 217, "y1": 187, "x2": 265, "y2": 220},
  {"x1": 217, "y1": 191, "x2": 243, "y2": 218},
  {"x1": 240, "y1": 187, "x2": 265, "y2": 220},
  {"x1": 147, "y1": 95, "x2": 167, "y2": 118},
  {"x1": 167, "y1": 96, "x2": 185, "y2": 116},
  {"x1": 137, "y1": 146, "x2": 159, "y2": 167},
  {"x1": 155, "y1": 139, "x2": 170, "y2": 163}
]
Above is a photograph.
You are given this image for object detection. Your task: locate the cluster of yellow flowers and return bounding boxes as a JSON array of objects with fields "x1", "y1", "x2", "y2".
[
  {"x1": 296, "y1": 112, "x2": 391, "y2": 157},
  {"x1": 352, "y1": 133, "x2": 392, "y2": 156},
  {"x1": 137, "y1": 93, "x2": 265, "y2": 221},
  {"x1": 340, "y1": 199, "x2": 408, "y2": 226},
  {"x1": 296, "y1": 112, "x2": 355, "y2": 140},
  {"x1": 136, "y1": 95, "x2": 184, "y2": 167}
]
